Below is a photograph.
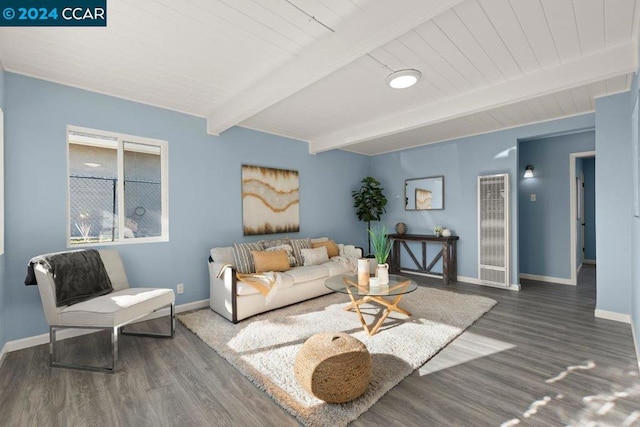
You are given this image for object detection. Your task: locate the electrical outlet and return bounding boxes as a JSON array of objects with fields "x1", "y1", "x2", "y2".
[{"x1": 177, "y1": 283, "x2": 184, "y2": 294}]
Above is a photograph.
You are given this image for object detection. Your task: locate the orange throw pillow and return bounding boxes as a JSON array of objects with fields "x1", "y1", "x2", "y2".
[
  {"x1": 312, "y1": 240, "x2": 339, "y2": 258},
  {"x1": 251, "y1": 250, "x2": 291, "y2": 273}
]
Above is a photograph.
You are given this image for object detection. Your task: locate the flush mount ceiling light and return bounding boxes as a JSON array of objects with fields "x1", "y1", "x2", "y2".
[
  {"x1": 385, "y1": 69, "x2": 422, "y2": 89},
  {"x1": 84, "y1": 162, "x2": 101, "y2": 168},
  {"x1": 524, "y1": 165, "x2": 534, "y2": 178}
]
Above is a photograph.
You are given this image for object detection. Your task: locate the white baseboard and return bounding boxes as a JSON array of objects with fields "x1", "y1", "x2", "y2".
[
  {"x1": 584, "y1": 259, "x2": 596, "y2": 265},
  {"x1": 594, "y1": 309, "x2": 632, "y2": 324},
  {"x1": 519, "y1": 273, "x2": 574, "y2": 286},
  {"x1": 0, "y1": 299, "x2": 209, "y2": 366},
  {"x1": 401, "y1": 270, "x2": 521, "y2": 291},
  {"x1": 457, "y1": 275, "x2": 521, "y2": 291}
]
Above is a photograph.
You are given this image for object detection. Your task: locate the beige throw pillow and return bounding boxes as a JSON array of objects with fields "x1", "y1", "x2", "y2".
[
  {"x1": 312, "y1": 240, "x2": 339, "y2": 258},
  {"x1": 252, "y1": 250, "x2": 291, "y2": 273}
]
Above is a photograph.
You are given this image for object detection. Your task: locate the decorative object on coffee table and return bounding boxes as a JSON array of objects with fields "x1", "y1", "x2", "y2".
[
  {"x1": 369, "y1": 224, "x2": 392, "y2": 285},
  {"x1": 294, "y1": 332, "x2": 371, "y2": 403}
]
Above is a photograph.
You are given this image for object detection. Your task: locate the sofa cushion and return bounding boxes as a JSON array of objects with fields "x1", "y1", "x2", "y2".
[
  {"x1": 312, "y1": 240, "x2": 339, "y2": 258},
  {"x1": 211, "y1": 246, "x2": 235, "y2": 265},
  {"x1": 283, "y1": 264, "x2": 330, "y2": 284},
  {"x1": 58, "y1": 288, "x2": 174, "y2": 328},
  {"x1": 237, "y1": 273, "x2": 294, "y2": 295},
  {"x1": 290, "y1": 238, "x2": 312, "y2": 267},
  {"x1": 252, "y1": 250, "x2": 291, "y2": 273},
  {"x1": 301, "y1": 247, "x2": 329, "y2": 266},
  {"x1": 321, "y1": 260, "x2": 352, "y2": 276},
  {"x1": 233, "y1": 242, "x2": 264, "y2": 274}
]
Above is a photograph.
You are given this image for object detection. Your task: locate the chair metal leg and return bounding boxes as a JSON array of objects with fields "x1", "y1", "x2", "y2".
[
  {"x1": 120, "y1": 303, "x2": 175, "y2": 338},
  {"x1": 49, "y1": 303, "x2": 174, "y2": 374},
  {"x1": 49, "y1": 325, "x2": 116, "y2": 374}
]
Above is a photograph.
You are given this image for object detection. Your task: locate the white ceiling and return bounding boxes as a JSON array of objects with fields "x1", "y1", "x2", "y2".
[{"x1": 0, "y1": 0, "x2": 637, "y2": 155}]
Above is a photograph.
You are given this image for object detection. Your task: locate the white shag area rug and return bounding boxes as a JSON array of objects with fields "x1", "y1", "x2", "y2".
[{"x1": 178, "y1": 286, "x2": 496, "y2": 427}]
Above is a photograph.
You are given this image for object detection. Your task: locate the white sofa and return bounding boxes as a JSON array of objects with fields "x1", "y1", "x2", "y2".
[{"x1": 208, "y1": 238, "x2": 361, "y2": 323}]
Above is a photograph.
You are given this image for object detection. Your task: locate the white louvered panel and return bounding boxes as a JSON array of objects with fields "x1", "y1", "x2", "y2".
[{"x1": 478, "y1": 174, "x2": 509, "y2": 287}]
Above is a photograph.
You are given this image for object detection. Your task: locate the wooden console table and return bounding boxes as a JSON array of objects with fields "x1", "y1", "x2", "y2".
[{"x1": 388, "y1": 234, "x2": 459, "y2": 285}]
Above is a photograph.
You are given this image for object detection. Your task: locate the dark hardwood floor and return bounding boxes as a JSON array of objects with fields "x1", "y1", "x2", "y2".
[{"x1": 1, "y1": 265, "x2": 639, "y2": 426}]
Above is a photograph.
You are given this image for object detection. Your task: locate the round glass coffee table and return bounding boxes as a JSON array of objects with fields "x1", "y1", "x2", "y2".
[{"x1": 325, "y1": 274, "x2": 418, "y2": 336}]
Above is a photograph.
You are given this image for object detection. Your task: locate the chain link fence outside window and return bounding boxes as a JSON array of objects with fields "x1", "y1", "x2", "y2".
[{"x1": 69, "y1": 175, "x2": 161, "y2": 244}]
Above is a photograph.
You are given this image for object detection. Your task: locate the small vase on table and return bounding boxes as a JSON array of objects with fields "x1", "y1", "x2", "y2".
[{"x1": 376, "y1": 263, "x2": 389, "y2": 285}]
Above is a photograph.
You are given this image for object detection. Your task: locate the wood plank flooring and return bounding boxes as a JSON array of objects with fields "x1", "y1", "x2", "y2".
[{"x1": 1, "y1": 265, "x2": 639, "y2": 426}]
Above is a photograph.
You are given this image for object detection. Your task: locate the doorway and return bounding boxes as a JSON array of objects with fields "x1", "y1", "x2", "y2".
[{"x1": 569, "y1": 151, "x2": 596, "y2": 286}]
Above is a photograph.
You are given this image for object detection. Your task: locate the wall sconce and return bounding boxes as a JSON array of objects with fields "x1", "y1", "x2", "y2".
[{"x1": 524, "y1": 165, "x2": 534, "y2": 178}]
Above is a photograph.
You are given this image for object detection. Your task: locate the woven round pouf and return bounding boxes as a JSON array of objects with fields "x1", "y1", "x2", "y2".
[{"x1": 294, "y1": 332, "x2": 371, "y2": 403}]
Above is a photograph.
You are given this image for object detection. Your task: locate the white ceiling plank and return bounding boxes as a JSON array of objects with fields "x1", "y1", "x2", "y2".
[
  {"x1": 478, "y1": 0, "x2": 540, "y2": 73},
  {"x1": 537, "y1": 92, "x2": 566, "y2": 118},
  {"x1": 574, "y1": 0, "x2": 605, "y2": 56},
  {"x1": 540, "y1": 0, "x2": 582, "y2": 63},
  {"x1": 569, "y1": 86, "x2": 593, "y2": 111},
  {"x1": 206, "y1": 0, "x2": 465, "y2": 135},
  {"x1": 453, "y1": 0, "x2": 522, "y2": 80},
  {"x1": 604, "y1": 0, "x2": 636, "y2": 48},
  {"x1": 433, "y1": 9, "x2": 505, "y2": 83},
  {"x1": 605, "y1": 74, "x2": 631, "y2": 93},
  {"x1": 509, "y1": 0, "x2": 560, "y2": 69},
  {"x1": 309, "y1": 42, "x2": 636, "y2": 153},
  {"x1": 525, "y1": 97, "x2": 552, "y2": 121},
  {"x1": 396, "y1": 30, "x2": 472, "y2": 94},
  {"x1": 415, "y1": 19, "x2": 489, "y2": 87}
]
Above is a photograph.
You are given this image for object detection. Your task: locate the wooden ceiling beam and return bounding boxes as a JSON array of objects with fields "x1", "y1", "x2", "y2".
[
  {"x1": 205, "y1": 0, "x2": 464, "y2": 136},
  {"x1": 309, "y1": 42, "x2": 638, "y2": 154}
]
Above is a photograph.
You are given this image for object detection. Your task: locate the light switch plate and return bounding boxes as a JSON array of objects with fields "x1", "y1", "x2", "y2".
[{"x1": 530, "y1": 193, "x2": 536, "y2": 202}]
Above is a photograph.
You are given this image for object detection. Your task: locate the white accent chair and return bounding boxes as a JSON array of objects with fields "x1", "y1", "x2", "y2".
[{"x1": 32, "y1": 249, "x2": 175, "y2": 373}]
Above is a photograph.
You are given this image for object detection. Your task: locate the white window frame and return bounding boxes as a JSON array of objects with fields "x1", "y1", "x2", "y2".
[{"x1": 66, "y1": 125, "x2": 169, "y2": 247}]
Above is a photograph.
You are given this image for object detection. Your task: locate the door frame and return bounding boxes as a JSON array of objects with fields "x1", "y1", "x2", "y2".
[{"x1": 569, "y1": 151, "x2": 595, "y2": 286}]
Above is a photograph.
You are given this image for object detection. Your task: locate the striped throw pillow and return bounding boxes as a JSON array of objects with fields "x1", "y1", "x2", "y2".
[
  {"x1": 232, "y1": 242, "x2": 264, "y2": 274},
  {"x1": 289, "y1": 238, "x2": 312, "y2": 267}
]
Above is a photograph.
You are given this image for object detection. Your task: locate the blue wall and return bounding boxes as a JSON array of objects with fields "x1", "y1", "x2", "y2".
[
  {"x1": 518, "y1": 131, "x2": 595, "y2": 280},
  {"x1": 630, "y1": 60, "x2": 640, "y2": 356},
  {"x1": 0, "y1": 66, "x2": 5, "y2": 351},
  {"x1": 583, "y1": 158, "x2": 596, "y2": 261},
  {"x1": 371, "y1": 114, "x2": 595, "y2": 285},
  {"x1": 2, "y1": 73, "x2": 369, "y2": 341},
  {"x1": 595, "y1": 92, "x2": 633, "y2": 316}
]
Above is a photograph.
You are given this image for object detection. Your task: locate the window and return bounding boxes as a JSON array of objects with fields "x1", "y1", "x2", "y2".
[{"x1": 67, "y1": 126, "x2": 168, "y2": 246}]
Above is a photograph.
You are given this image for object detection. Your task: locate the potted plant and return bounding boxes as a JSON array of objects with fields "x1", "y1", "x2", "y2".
[
  {"x1": 352, "y1": 177, "x2": 387, "y2": 255},
  {"x1": 368, "y1": 224, "x2": 392, "y2": 284}
]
